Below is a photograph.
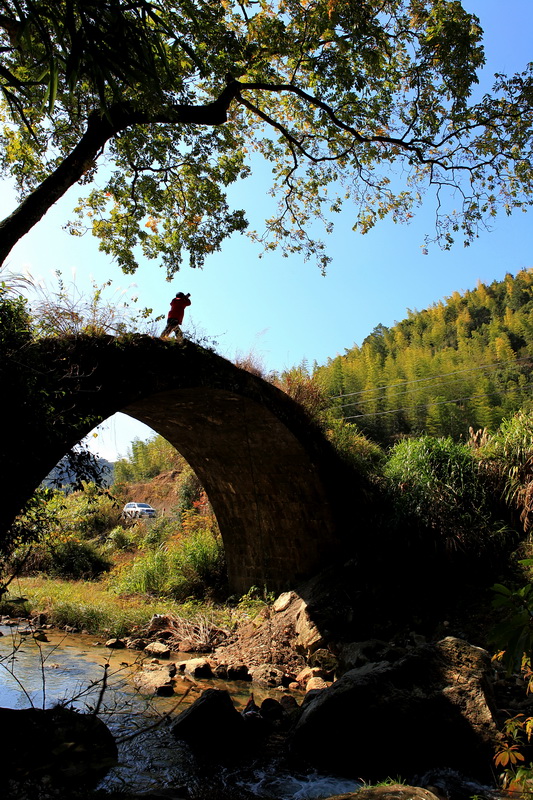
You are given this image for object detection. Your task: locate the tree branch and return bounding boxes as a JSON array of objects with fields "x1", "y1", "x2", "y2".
[{"x1": 0, "y1": 80, "x2": 242, "y2": 265}]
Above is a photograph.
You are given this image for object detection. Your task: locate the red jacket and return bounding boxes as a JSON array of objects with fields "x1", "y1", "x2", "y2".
[{"x1": 168, "y1": 295, "x2": 191, "y2": 324}]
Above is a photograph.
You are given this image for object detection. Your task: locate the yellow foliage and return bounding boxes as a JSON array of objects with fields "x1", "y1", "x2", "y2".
[{"x1": 495, "y1": 745, "x2": 526, "y2": 767}]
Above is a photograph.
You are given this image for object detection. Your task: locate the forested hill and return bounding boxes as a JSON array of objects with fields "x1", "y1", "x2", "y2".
[{"x1": 317, "y1": 269, "x2": 533, "y2": 444}]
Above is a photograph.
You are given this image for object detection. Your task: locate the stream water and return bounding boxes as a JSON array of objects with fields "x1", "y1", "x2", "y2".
[{"x1": 0, "y1": 623, "x2": 362, "y2": 798}]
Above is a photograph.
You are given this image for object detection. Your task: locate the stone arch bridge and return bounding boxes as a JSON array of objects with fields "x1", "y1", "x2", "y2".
[{"x1": 2, "y1": 335, "x2": 355, "y2": 593}]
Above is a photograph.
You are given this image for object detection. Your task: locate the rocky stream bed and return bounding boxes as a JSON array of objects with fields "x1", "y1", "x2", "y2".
[{"x1": 0, "y1": 589, "x2": 527, "y2": 800}]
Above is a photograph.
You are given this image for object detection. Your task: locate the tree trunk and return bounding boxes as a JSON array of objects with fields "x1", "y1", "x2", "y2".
[{"x1": 0, "y1": 82, "x2": 240, "y2": 266}]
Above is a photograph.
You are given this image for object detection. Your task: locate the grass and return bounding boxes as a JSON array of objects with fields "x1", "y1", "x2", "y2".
[
  {"x1": 111, "y1": 531, "x2": 227, "y2": 601},
  {"x1": 0, "y1": 575, "x2": 237, "y2": 638}
]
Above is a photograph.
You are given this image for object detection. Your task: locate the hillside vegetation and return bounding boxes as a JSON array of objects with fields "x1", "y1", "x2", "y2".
[
  {"x1": 316, "y1": 269, "x2": 533, "y2": 444},
  {"x1": 3, "y1": 271, "x2": 533, "y2": 644}
]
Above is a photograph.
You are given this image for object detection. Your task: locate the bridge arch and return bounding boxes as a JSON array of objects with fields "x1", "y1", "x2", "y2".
[{"x1": 3, "y1": 335, "x2": 350, "y2": 593}]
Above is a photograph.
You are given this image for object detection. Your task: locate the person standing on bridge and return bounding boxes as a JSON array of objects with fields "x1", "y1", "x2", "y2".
[{"x1": 161, "y1": 292, "x2": 191, "y2": 340}]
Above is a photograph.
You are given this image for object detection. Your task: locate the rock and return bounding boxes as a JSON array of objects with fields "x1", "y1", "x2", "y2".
[
  {"x1": 294, "y1": 598, "x2": 325, "y2": 654},
  {"x1": 0, "y1": 705, "x2": 117, "y2": 790},
  {"x1": 134, "y1": 663, "x2": 177, "y2": 695},
  {"x1": 156, "y1": 683, "x2": 176, "y2": 697},
  {"x1": 144, "y1": 641, "x2": 171, "y2": 658},
  {"x1": 213, "y1": 663, "x2": 228, "y2": 679},
  {"x1": 127, "y1": 637, "x2": 148, "y2": 650},
  {"x1": 176, "y1": 640, "x2": 196, "y2": 653},
  {"x1": 171, "y1": 688, "x2": 251, "y2": 761},
  {"x1": 295, "y1": 666, "x2": 328, "y2": 687},
  {"x1": 337, "y1": 639, "x2": 406, "y2": 673},
  {"x1": 226, "y1": 663, "x2": 251, "y2": 681},
  {"x1": 32, "y1": 630, "x2": 49, "y2": 642},
  {"x1": 289, "y1": 637, "x2": 499, "y2": 783},
  {"x1": 300, "y1": 688, "x2": 324, "y2": 708},
  {"x1": 31, "y1": 612, "x2": 48, "y2": 627},
  {"x1": 273, "y1": 591, "x2": 295, "y2": 613},
  {"x1": 175, "y1": 657, "x2": 213, "y2": 678},
  {"x1": 305, "y1": 676, "x2": 331, "y2": 691},
  {"x1": 326, "y1": 785, "x2": 442, "y2": 800},
  {"x1": 105, "y1": 637, "x2": 126, "y2": 649},
  {"x1": 249, "y1": 664, "x2": 285, "y2": 687},
  {"x1": 308, "y1": 647, "x2": 338, "y2": 675},
  {"x1": 279, "y1": 695, "x2": 303, "y2": 727},
  {"x1": 260, "y1": 697, "x2": 286, "y2": 722}
]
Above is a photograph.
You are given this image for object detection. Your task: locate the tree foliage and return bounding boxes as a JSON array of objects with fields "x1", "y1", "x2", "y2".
[
  {"x1": 317, "y1": 269, "x2": 533, "y2": 443},
  {"x1": 114, "y1": 434, "x2": 185, "y2": 482},
  {"x1": 0, "y1": 1, "x2": 532, "y2": 274}
]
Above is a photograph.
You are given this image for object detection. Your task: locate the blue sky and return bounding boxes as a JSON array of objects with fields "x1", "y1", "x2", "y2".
[{"x1": 2, "y1": 0, "x2": 532, "y2": 461}]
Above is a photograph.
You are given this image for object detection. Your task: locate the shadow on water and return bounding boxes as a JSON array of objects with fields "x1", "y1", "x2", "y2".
[{"x1": 0, "y1": 624, "x2": 362, "y2": 799}]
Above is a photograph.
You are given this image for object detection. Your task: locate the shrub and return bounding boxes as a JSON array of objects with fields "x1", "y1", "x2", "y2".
[
  {"x1": 141, "y1": 516, "x2": 179, "y2": 549},
  {"x1": 12, "y1": 538, "x2": 111, "y2": 580},
  {"x1": 0, "y1": 290, "x2": 33, "y2": 353},
  {"x1": 53, "y1": 485, "x2": 121, "y2": 539},
  {"x1": 170, "y1": 530, "x2": 227, "y2": 600},
  {"x1": 272, "y1": 365, "x2": 331, "y2": 423},
  {"x1": 105, "y1": 526, "x2": 135, "y2": 552},
  {"x1": 475, "y1": 410, "x2": 533, "y2": 535},
  {"x1": 384, "y1": 435, "x2": 514, "y2": 559},
  {"x1": 325, "y1": 419, "x2": 385, "y2": 474},
  {"x1": 177, "y1": 466, "x2": 203, "y2": 514}
]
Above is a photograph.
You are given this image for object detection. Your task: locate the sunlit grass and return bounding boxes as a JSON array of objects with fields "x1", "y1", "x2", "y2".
[{"x1": 1, "y1": 575, "x2": 234, "y2": 638}]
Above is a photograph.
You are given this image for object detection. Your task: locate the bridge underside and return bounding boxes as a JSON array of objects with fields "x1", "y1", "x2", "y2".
[
  {"x1": 123, "y1": 387, "x2": 339, "y2": 593},
  {"x1": 1, "y1": 336, "x2": 348, "y2": 594}
]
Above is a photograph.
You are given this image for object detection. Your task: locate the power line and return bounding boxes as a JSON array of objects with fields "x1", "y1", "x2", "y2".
[
  {"x1": 342, "y1": 380, "x2": 533, "y2": 421},
  {"x1": 330, "y1": 356, "x2": 532, "y2": 401},
  {"x1": 338, "y1": 369, "x2": 531, "y2": 409}
]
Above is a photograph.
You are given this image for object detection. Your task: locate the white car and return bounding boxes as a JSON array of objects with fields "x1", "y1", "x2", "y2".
[{"x1": 122, "y1": 502, "x2": 156, "y2": 519}]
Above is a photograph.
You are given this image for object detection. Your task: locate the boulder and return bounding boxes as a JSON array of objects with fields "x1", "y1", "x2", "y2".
[
  {"x1": 126, "y1": 637, "x2": 148, "y2": 651},
  {"x1": 307, "y1": 647, "x2": 338, "y2": 676},
  {"x1": 336, "y1": 639, "x2": 406, "y2": 673},
  {"x1": 175, "y1": 657, "x2": 213, "y2": 678},
  {"x1": 272, "y1": 591, "x2": 295, "y2": 613},
  {"x1": 295, "y1": 666, "x2": 328, "y2": 688},
  {"x1": 226, "y1": 663, "x2": 251, "y2": 681},
  {"x1": 294, "y1": 598, "x2": 325, "y2": 654},
  {"x1": 0, "y1": 705, "x2": 117, "y2": 790},
  {"x1": 144, "y1": 641, "x2": 171, "y2": 658},
  {"x1": 134, "y1": 663, "x2": 176, "y2": 695},
  {"x1": 289, "y1": 637, "x2": 499, "y2": 783},
  {"x1": 305, "y1": 676, "x2": 331, "y2": 692},
  {"x1": 171, "y1": 688, "x2": 250, "y2": 761},
  {"x1": 249, "y1": 664, "x2": 285, "y2": 687},
  {"x1": 105, "y1": 637, "x2": 126, "y2": 649},
  {"x1": 326, "y1": 786, "x2": 442, "y2": 800}
]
